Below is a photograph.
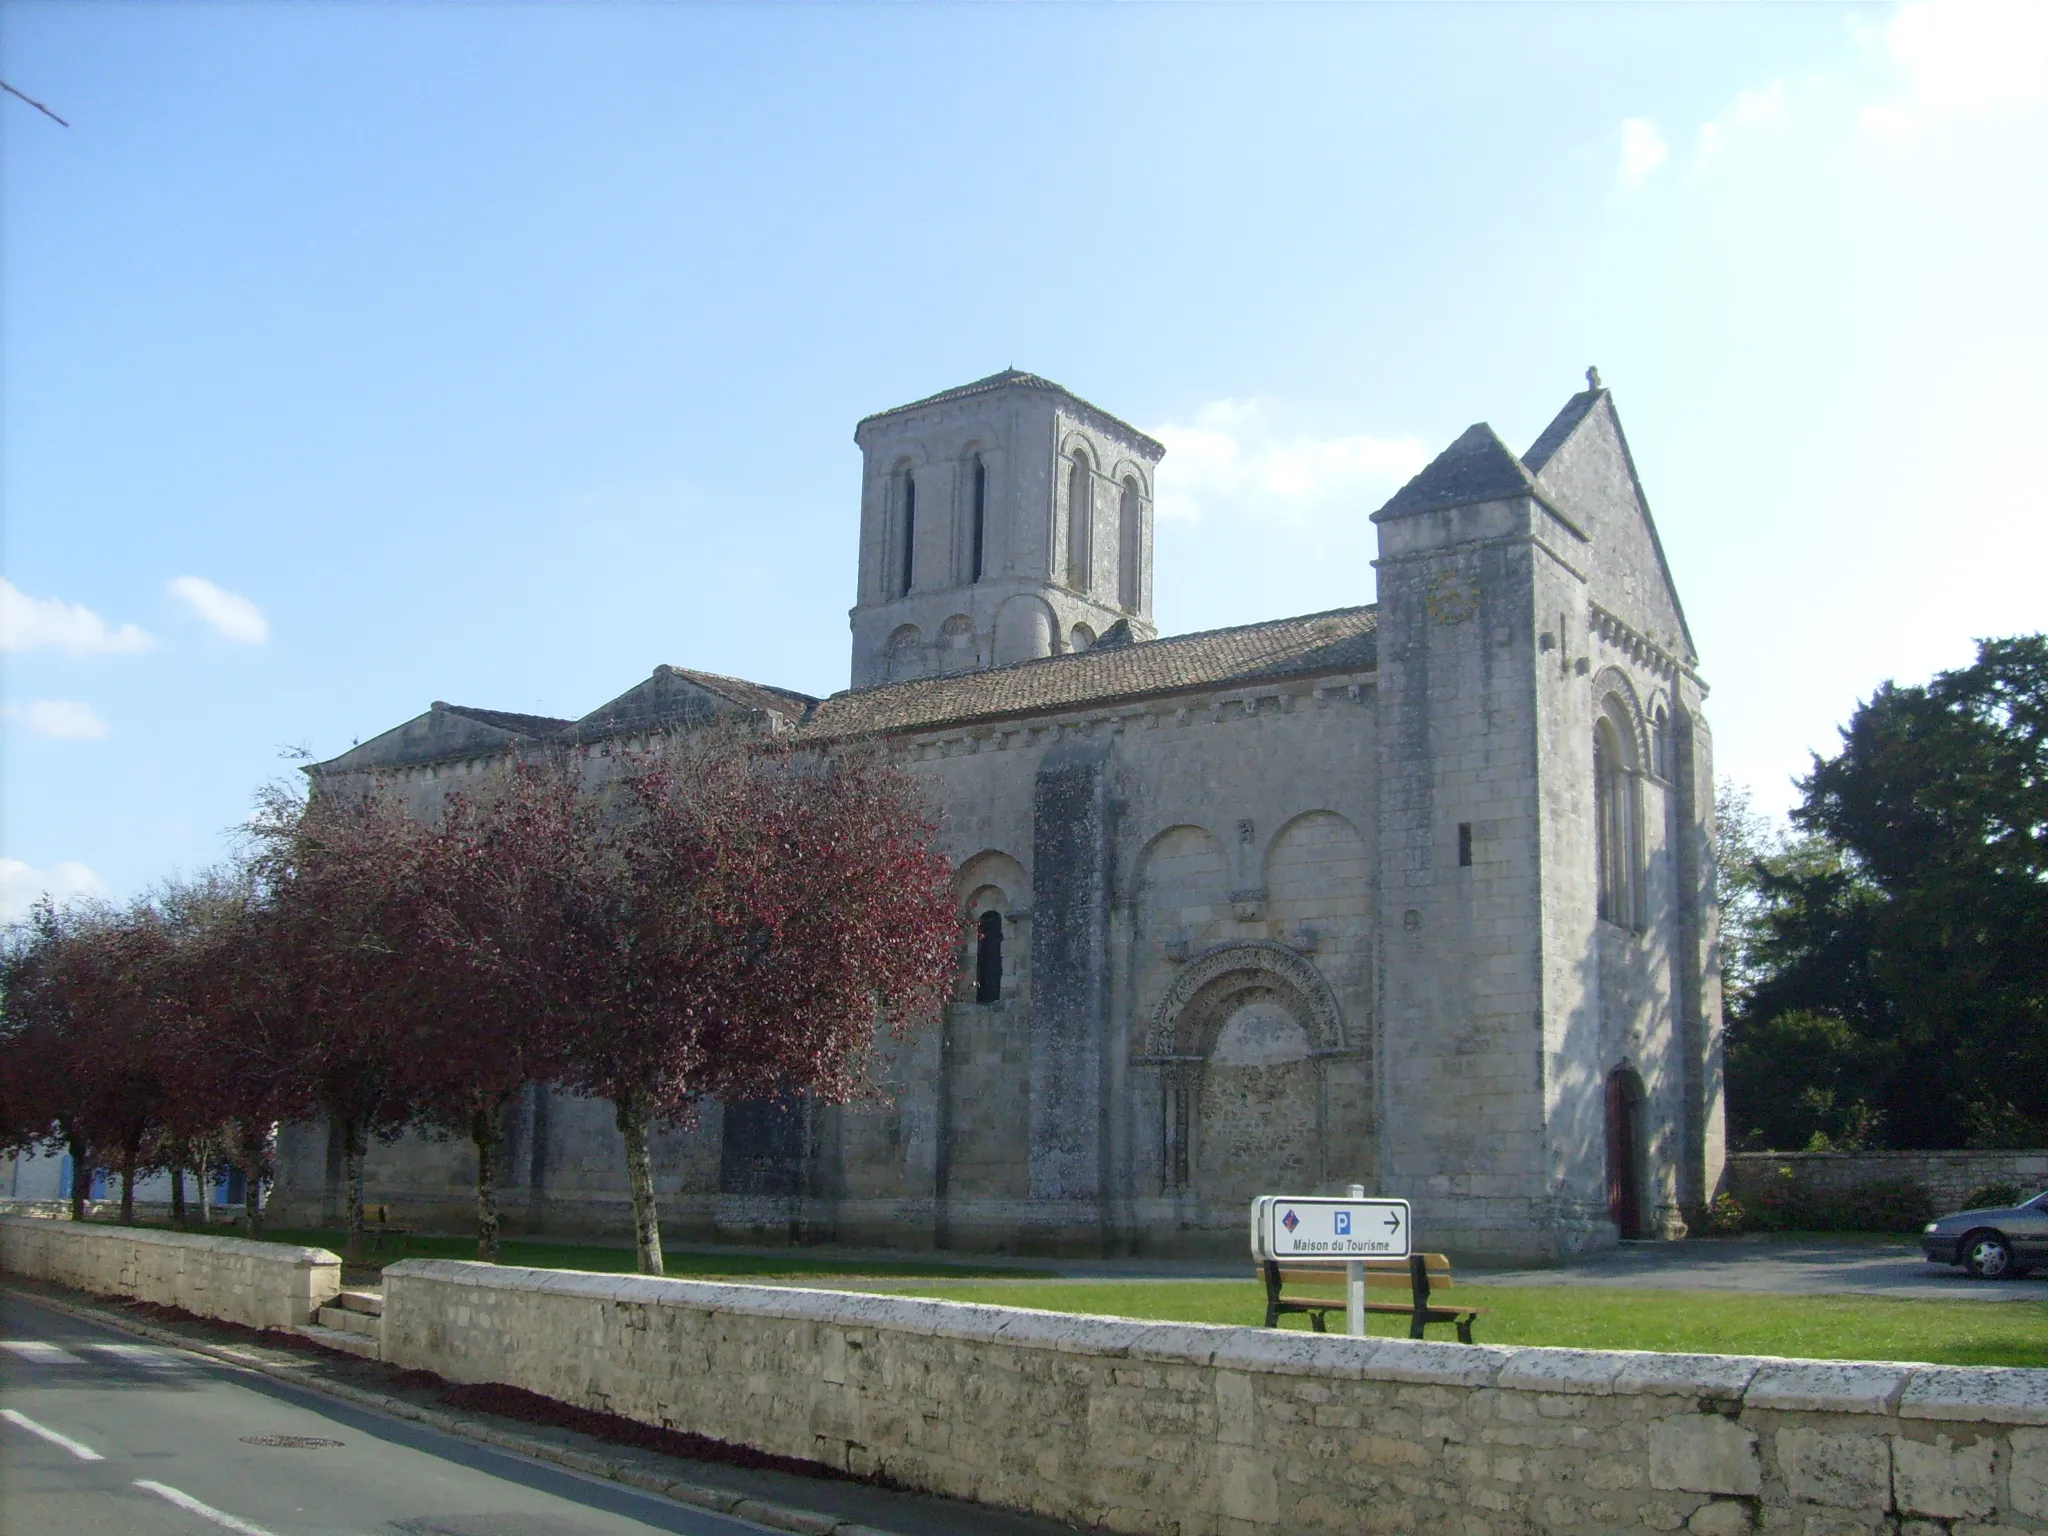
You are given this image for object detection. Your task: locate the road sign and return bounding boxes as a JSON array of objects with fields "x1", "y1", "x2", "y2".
[{"x1": 1250, "y1": 1195, "x2": 1410, "y2": 1261}]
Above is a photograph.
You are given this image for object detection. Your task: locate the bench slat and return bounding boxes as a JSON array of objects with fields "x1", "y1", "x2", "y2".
[
  {"x1": 1271, "y1": 1270, "x2": 1457, "y2": 1291},
  {"x1": 1260, "y1": 1251, "x2": 1478, "y2": 1343},
  {"x1": 1275, "y1": 1300, "x2": 1486, "y2": 1319}
]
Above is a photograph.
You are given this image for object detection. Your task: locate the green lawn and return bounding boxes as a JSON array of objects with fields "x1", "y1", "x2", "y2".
[
  {"x1": 835, "y1": 1279, "x2": 2048, "y2": 1368},
  {"x1": 232, "y1": 1226, "x2": 2047, "y2": 1366}
]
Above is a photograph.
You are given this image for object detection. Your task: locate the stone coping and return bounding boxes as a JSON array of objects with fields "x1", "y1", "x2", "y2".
[
  {"x1": 0, "y1": 1213, "x2": 339, "y2": 1268},
  {"x1": 383, "y1": 1258, "x2": 2048, "y2": 1424},
  {"x1": 1727, "y1": 1149, "x2": 2048, "y2": 1162}
]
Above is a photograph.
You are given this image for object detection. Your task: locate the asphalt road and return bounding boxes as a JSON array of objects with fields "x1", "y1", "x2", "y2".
[
  {"x1": 0, "y1": 1293, "x2": 779, "y2": 1536},
  {"x1": 1475, "y1": 1234, "x2": 2048, "y2": 1301}
]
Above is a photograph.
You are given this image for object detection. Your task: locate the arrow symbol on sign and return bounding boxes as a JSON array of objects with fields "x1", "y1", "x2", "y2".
[{"x1": 1384, "y1": 1212, "x2": 1401, "y2": 1232}]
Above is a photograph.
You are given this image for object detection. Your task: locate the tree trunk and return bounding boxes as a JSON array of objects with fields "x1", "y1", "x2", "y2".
[
  {"x1": 120, "y1": 1160, "x2": 137, "y2": 1226},
  {"x1": 195, "y1": 1153, "x2": 212, "y2": 1228},
  {"x1": 615, "y1": 1095, "x2": 664, "y2": 1276},
  {"x1": 471, "y1": 1104, "x2": 501, "y2": 1263},
  {"x1": 343, "y1": 1118, "x2": 367, "y2": 1262},
  {"x1": 242, "y1": 1128, "x2": 265, "y2": 1235},
  {"x1": 170, "y1": 1163, "x2": 187, "y2": 1226},
  {"x1": 65, "y1": 1126, "x2": 88, "y2": 1222}
]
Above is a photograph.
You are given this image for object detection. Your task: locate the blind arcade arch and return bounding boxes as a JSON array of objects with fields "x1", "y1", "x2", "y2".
[{"x1": 1141, "y1": 942, "x2": 1357, "y2": 1206}]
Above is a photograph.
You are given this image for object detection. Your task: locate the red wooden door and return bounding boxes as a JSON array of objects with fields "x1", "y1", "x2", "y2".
[{"x1": 1606, "y1": 1070, "x2": 1642, "y2": 1240}]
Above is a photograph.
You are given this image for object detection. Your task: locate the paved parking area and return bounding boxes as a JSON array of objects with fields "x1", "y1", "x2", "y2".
[{"x1": 1472, "y1": 1235, "x2": 2048, "y2": 1301}]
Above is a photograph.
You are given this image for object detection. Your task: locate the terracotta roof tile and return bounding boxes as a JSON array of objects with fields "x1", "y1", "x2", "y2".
[{"x1": 801, "y1": 605, "x2": 1378, "y2": 740}]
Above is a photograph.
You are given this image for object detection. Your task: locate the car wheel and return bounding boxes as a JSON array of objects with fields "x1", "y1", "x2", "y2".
[{"x1": 1961, "y1": 1230, "x2": 2016, "y2": 1279}]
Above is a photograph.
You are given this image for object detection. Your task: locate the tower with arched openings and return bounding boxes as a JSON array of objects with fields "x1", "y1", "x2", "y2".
[{"x1": 847, "y1": 371, "x2": 1162, "y2": 689}]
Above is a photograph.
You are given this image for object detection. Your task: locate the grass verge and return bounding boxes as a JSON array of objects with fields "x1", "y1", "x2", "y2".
[
  {"x1": 839, "y1": 1279, "x2": 2048, "y2": 1368},
  {"x1": 254, "y1": 1228, "x2": 1043, "y2": 1281}
]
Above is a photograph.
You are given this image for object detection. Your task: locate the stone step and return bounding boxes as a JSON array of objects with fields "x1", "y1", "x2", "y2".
[
  {"x1": 315, "y1": 1304, "x2": 381, "y2": 1338},
  {"x1": 335, "y1": 1289, "x2": 384, "y2": 1318},
  {"x1": 295, "y1": 1323, "x2": 382, "y2": 1362}
]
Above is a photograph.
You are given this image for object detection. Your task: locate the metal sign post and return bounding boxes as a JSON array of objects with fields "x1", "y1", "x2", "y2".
[
  {"x1": 1346, "y1": 1183, "x2": 1365, "y2": 1337},
  {"x1": 1250, "y1": 1189, "x2": 1412, "y2": 1339}
]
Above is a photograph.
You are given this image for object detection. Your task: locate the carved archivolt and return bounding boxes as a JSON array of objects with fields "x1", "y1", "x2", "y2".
[
  {"x1": 1145, "y1": 941, "x2": 1345, "y2": 1058},
  {"x1": 1591, "y1": 664, "x2": 1650, "y2": 767}
]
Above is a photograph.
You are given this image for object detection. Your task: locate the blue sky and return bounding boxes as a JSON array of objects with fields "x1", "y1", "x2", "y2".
[{"x1": 4, "y1": 1, "x2": 2044, "y2": 917}]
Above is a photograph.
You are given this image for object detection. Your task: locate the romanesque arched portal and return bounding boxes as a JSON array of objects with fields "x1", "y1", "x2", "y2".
[{"x1": 1145, "y1": 942, "x2": 1347, "y2": 1222}]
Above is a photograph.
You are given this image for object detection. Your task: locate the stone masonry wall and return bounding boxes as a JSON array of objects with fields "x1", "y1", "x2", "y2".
[
  {"x1": 383, "y1": 1258, "x2": 2048, "y2": 1536},
  {"x1": 0, "y1": 1214, "x2": 341, "y2": 1331},
  {"x1": 1726, "y1": 1152, "x2": 2048, "y2": 1214}
]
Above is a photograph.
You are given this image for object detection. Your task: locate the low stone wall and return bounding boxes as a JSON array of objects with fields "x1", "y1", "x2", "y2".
[
  {"x1": 382, "y1": 1259, "x2": 2048, "y2": 1536},
  {"x1": 0, "y1": 1214, "x2": 341, "y2": 1331},
  {"x1": 1728, "y1": 1151, "x2": 2048, "y2": 1213}
]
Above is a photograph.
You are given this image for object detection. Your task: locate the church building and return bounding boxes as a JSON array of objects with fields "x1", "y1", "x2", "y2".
[{"x1": 274, "y1": 369, "x2": 1723, "y2": 1262}]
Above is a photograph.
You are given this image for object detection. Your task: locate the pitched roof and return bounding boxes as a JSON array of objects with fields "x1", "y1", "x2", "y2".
[
  {"x1": 561, "y1": 665, "x2": 817, "y2": 742},
  {"x1": 1522, "y1": 387, "x2": 1604, "y2": 474},
  {"x1": 800, "y1": 606, "x2": 1379, "y2": 740},
  {"x1": 662, "y1": 667, "x2": 816, "y2": 719},
  {"x1": 858, "y1": 369, "x2": 1166, "y2": 458},
  {"x1": 1523, "y1": 385, "x2": 1699, "y2": 663},
  {"x1": 1373, "y1": 423, "x2": 1550, "y2": 521},
  {"x1": 310, "y1": 700, "x2": 574, "y2": 775},
  {"x1": 434, "y1": 703, "x2": 574, "y2": 737}
]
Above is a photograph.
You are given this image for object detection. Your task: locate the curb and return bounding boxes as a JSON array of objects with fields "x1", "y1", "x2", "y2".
[{"x1": 3, "y1": 1284, "x2": 903, "y2": 1536}]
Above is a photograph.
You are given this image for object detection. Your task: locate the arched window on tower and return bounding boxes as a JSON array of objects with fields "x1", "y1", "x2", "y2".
[
  {"x1": 1067, "y1": 449, "x2": 1092, "y2": 592},
  {"x1": 1652, "y1": 705, "x2": 1671, "y2": 780},
  {"x1": 898, "y1": 470, "x2": 917, "y2": 597},
  {"x1": 976, "y1": 910, "x2": 1004, "y2": 1003},
  {"x1": 1118, "y1": 476, "x2": 1142, "y2": 612},
  {"x1": 1594, "y1": 713, "x2": 1638, "y2": 927},
  {"x1": 970, "y1": 455, "x2": 987, "y2": 584}
]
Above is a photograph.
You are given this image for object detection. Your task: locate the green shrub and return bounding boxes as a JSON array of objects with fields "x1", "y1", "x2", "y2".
[
  {"x1": 1695, "y1": 1192, "x2": 1748, "y2": 1235},
  {"x1": 1833, "y1": 1177, "x2": 1935, "y2": 1233},
  {"x1": 1962, "y1": 1183, "x2": 2023, "y2": 1211},
  {"x1": 1735, "y1": 1168, "x2": 1933, "y2": 1232},
  {"x1": 1743, "y1": 1165, "x2": 1809, "y2": 1231}
]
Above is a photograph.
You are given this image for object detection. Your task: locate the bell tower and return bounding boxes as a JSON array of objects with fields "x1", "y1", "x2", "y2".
[{"x1": 848, "y1": 370, "x2": 1163, "y2": 691}]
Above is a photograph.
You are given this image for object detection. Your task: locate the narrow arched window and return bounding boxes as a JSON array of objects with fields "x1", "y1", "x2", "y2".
[
  {"x1": 1652, "y1": 706, "x2": 1670, "y2": 780},
  {"x1": 1594, "y1": 721, "x2": 1615, "y2": 922},
  {"x1": 1067, "y1": 449, "x2": 1092, "y2": 592},
  {"x1": 970, "y1": 456, "x2": 987, "y2": 584},
  {"x1": 976, "y1": 910, "x2": 1003, "y2": 1003},
  {"x1": 1594, "y1": 715, "x2": 1635, "y2": 926},
  {"x1": 899, "y1": 471, "x2": 917, "y2": 597},
  {"x1": 1118, "y1": 476, "x2": 1142, "y2": 611}
]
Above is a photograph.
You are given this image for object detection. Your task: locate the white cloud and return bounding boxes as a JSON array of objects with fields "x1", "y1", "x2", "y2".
[
  {"x1": 0, "y1": 578, "x2": 156, "y2": 657},
  {"x1": 1146, "y1": 400, "x2": 1428, "y2": 527},
  {"x1": 2, "y1": 700, "x2": 109, "y2": 740},
  {"x1": 0, "y1": 858, "x2": 106, "y2": 923},
  {"x1": 1617, "y1": 117, "x2": 1669, "y2": 191},
  {"x1": 1863, "y1": 0, "x2": 2048, "y2": 137},
  {"x1": 167, "y1": 575, "x2": 270, "y2": 644},
  {"x1": 1698, "y1": 80, "x2": 1789, "y2": 165}
]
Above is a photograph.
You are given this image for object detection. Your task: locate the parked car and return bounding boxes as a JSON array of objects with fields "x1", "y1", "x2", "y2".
[{"x1": 1921, "y1": 1190, "x2": 2048, "y2": 1278}]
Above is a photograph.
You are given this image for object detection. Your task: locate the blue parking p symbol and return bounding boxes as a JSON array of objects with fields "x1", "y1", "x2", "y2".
[{"x1": 1334, "y1": 1211, "x2": 1352, "y2": 1235}]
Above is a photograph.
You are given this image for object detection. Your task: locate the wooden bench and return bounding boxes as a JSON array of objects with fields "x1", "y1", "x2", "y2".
[
  {"x1": 362, "y1": 1204, "x2": 414, "y2": 1253},
  {"x1": 1259, "y1": 1252, "x2": 1482, "y2": 1343}
]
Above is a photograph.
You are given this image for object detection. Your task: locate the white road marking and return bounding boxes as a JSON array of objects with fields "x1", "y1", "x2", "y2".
[
  {"x1": 1, "y1": 1339, "x2": 86, "y2": 1364},
  {"x1": 0, "y1": 1406, "x2": 105, "y2": 1460},
  {"x1": 87, "y1": 1342, "x2": 192, "y2": 1368},
  {"x1": 135, "y1": 1480, "x2": 282, "y2": 1536}
]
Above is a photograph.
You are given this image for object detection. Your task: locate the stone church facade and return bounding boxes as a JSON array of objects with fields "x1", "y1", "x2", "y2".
[{"x1": 273, "y1": 369, "x2": 1723, "y2": 1262}]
